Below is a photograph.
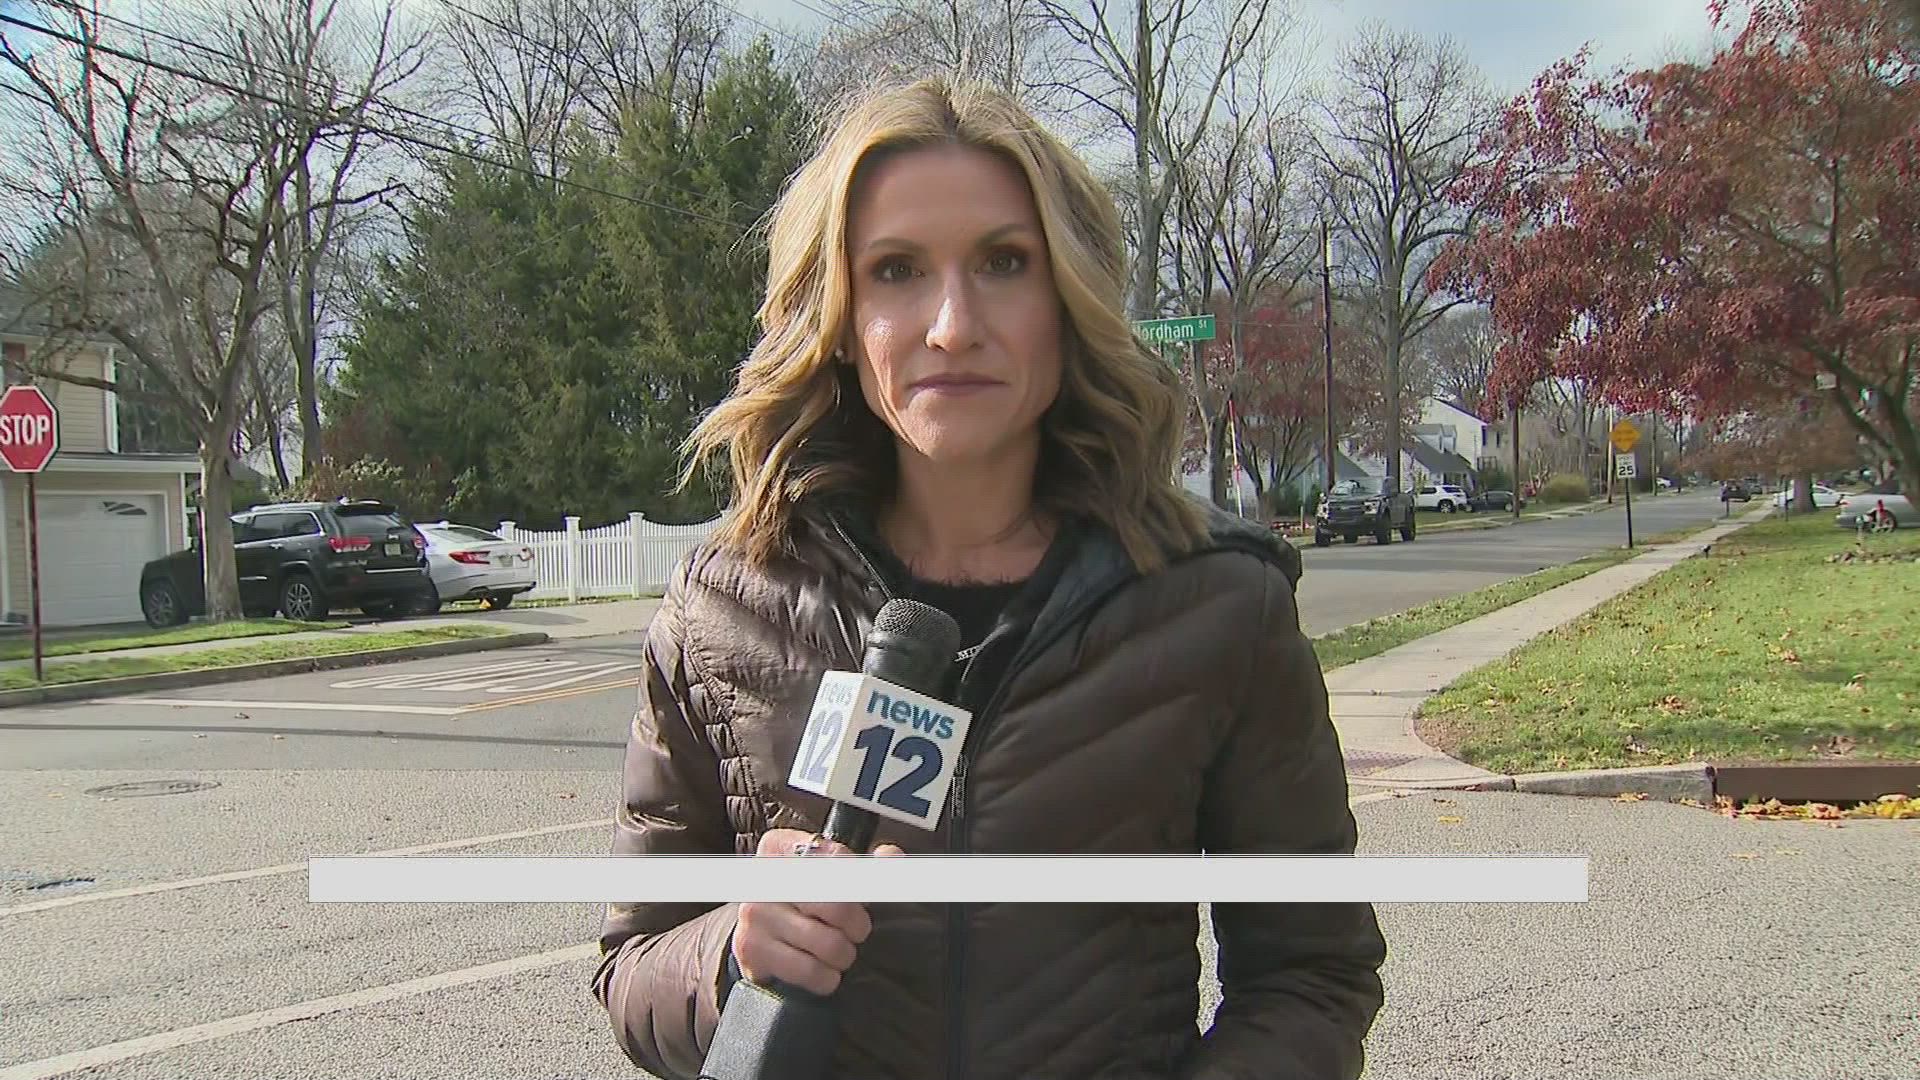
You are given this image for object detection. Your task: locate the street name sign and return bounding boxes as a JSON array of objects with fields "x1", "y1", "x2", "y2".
[{"x1": 1134, "y1": 315, "x2": 1216, "y2": 346}]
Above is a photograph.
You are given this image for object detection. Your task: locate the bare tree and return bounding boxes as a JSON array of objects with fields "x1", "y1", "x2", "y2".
[
  {"x1": 808, "y1": 0, "x2": 1046, "y2": 100},
  {"x1": 229, "y1": 0, "x2": 427, "y2": 481},
  {"x1": 1169, "y1": 83, "x2": 1311, "y2": 508},
  {"x1": 1315, "y1": 23, "x2": 1495, "y2": 494},
  {"x1": 424, "y1": 0, "x2": 730, "y2": 169},
  {"x1": 1031, "y1": 0, "x2": 1293, "y2": 319},
  {"x1": 0, "y1": 0, "x2": 420, "y2": 621},
  {"x1": 1413, "y1": 304, "x2": 1498, "y2": 413}
]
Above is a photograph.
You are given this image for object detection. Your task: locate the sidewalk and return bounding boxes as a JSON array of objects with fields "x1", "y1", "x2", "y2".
[
  {"x1": 1331, "y1": 503, "x2": 1775, "y2": 788},
  {"x1": 0, "y1": 596, "x2": 659, "y2": 674}
]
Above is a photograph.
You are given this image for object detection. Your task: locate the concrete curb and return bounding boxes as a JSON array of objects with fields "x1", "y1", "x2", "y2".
[
  {"x1": 1350, "y1": 774, "x2": 1517, "y2": 793},
  {"x1": 1509, "y1": 763, "x2": 1714, "y2": 804},
  {"x1": 0, "y1": 631, "x2": 551, "y2": 709},
  {"x1": 1348, "y1": 764, "x2": 1712, "y2": 803}
]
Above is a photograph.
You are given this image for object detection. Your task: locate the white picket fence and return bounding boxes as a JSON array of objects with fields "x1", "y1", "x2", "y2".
[{"x1": 492, "y1": 512, "x2": 722, "y2": 602}]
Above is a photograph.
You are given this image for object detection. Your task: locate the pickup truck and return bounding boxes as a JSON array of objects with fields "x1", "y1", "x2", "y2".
[{"x1": 1314, "y1": 477, "x2": 1416, "y2": 546}]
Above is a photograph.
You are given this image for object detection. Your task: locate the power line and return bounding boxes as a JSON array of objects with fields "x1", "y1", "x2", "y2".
[
  {"x1": 0, "y1": 7, "x2": 752, "y2": 231},
  {"x1": 40, "y1": 0, "x2": 753, "y2": 229}
]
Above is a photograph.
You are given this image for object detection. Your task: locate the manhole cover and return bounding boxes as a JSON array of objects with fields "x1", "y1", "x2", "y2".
[
  {"x1": 1344, "y1": 750, "x2": 1420, "y2": 776},
  {"x1": 83, "y1": 779, "x2": 221, "y2": 800}
]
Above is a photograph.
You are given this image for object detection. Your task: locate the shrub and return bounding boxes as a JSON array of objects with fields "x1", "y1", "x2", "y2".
[{"x1": 1537, "y1": 473, "x2": 1590, "y2": 504}]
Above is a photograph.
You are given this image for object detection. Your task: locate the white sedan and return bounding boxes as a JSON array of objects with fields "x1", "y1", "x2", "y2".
[
  {"x1": 1775, "y1": 483, "x2": 1844, "y2": 508},
  {"x1": 1835, "y1": 491, "x2": 1911, "y2": 531},
  {"x1": 414, "y1": 522, "x2": 538, "y2": 611}
]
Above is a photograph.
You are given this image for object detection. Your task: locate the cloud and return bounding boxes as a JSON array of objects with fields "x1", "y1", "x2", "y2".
[{"x1": 1299, "y1": 0, "x2": 1733, "y2": 95}]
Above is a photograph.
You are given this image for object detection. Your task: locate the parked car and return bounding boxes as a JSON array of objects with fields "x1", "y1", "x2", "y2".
[
  {"x1": 1470, "y1": 489, "x2": 1523, "y2": 512},
  {"x1": 1774, "y1": 483, "x2": 1844, "y2": 509},
  {"x1": 1414, "y1": 484, "x2": 1473, "y2": 513},
  {"x1": 1719, "y1": 480, "x2": 1753, "y2": 502},
  {"x1": 1834, "y1": 487, "x2": 1910, "y2": 532},
  {"x1": 139, "y1": 499, "x2": 433, "y2": 628},
  {"x1": 1314, "y1": 477, "x2": 1416, "y2": 546},
  {"x1": 415, "y1": 521, "x2": 538, "y2": 612}
]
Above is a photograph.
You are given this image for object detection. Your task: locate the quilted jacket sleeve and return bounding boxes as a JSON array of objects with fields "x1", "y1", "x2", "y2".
[
  {"x1": 1175, "y1": 558, "x2": 1388, "y2": 1080},
  {"x1": 590, "y1": 570, "x2": 741, "y2": 1080}
]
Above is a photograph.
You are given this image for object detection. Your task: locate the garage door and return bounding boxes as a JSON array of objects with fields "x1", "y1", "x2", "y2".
[{"x1": 34, "y1": 494, "x2": 167, "y2": 626}]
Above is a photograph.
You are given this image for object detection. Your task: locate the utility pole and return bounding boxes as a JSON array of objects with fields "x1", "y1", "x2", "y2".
[
  {"x1": 1322, "y1": 217, "x2": 1336, "y2": 493},
  {"x1": 1650, "y1": 413, "x2": 1660, "y2": 495},
  {"x1": 1511, "y1": 397, "x2": 1522, "y2": 521},
  {"x1": 1606, "y1": 404, "x2": 1616, "y2": 504}
]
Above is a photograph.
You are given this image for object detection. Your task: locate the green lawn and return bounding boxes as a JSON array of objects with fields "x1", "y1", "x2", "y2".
[
  {"x1": 0, "y1": 626, "x2": 510, "y2": 691},
  {"x1": 1313, "y1": 546, "x2": 1643, "y2": 671},
  {"x1": 0, "y1": 618, "x2": 348, "y2": 662},
  {"x1": 1417, "y1": 514, "x2": 1920, "y2": 773}
]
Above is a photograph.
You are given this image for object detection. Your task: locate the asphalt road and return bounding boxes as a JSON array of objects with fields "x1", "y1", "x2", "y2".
[
  {"x1": 1294, "y1": 490, "x2": 1735, "y2": 636},
  {"x1": 6, "y1": 774, "x2": 1911, "y2": 1080},
  {"x1": 9, "y1": 490, "x2": 1895, "y2": 1080}
]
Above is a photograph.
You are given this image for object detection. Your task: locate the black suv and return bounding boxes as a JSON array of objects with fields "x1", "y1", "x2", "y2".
[
  {"x1": 139, "y1": 500, "x2": 434, "y2": 627},
  {"x1": 1314, "y1": 477, "x2": 1416, "y2": 546}
]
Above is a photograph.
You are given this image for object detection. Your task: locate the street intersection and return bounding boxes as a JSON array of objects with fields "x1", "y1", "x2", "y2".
[{"x1": 2, "y1": 492, "x2": 1908, "y2": 1080}]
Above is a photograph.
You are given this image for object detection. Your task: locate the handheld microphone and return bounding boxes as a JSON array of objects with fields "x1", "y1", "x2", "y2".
[{"x1": 697, "y1": 599, "x2": 965, "y2": 1080}]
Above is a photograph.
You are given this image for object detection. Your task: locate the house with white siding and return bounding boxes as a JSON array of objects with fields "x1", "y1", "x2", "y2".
[{"x1": 1, "y1": 301, "x2": 201, "y2": 627}]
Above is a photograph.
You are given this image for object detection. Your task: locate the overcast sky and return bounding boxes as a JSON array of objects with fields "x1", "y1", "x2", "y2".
[{"x1": 731, "y1": 0, "x2": 1738, "y2": 100}]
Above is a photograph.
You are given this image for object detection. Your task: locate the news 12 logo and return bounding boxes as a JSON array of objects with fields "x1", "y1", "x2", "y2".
[{"x1": 787, "y1": 671, "x2": 974, "y2": 830}]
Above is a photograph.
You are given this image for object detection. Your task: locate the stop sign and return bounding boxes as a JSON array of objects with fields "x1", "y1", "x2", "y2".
[{"x1": 0, "y1": 385, "x2": 59, "y2": 472}]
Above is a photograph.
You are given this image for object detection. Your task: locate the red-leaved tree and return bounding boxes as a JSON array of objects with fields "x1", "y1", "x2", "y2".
[
  {"x1": 1185, "y1": 288, "x2": 1418, "y2": 514},
  {"x1": 1434, "y1": 0, "x2": 1920, "y2": 500}
]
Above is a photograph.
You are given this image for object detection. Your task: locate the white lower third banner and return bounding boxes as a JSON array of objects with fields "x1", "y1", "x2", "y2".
[{"x1": 306, "y1": 855, "x2": 1589, "y2": 904}]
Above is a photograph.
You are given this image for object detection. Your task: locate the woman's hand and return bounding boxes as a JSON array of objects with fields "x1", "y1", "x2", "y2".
[{"x1": 732, "y1": 828, "x2": 905, "y2": 996}]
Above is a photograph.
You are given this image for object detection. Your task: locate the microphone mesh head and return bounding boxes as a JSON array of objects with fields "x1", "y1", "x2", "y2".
[{"x1": 874, "y1": 598, "x2": 962, "y2": 658}]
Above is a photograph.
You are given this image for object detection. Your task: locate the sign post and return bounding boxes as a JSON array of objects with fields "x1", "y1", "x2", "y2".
[
  {"x1": 1615, "y1": 454, "x2": 1637, "y2": 548},
  {"x1": 1610, "y1": 419, "x2": 1640, "y2": 550},
  {"x1": 1136, "y1": 315, "x2": 1226, "y2": 505},
  {"x1": 0, "y1": 385, "x2": 61, "y2": 681}
]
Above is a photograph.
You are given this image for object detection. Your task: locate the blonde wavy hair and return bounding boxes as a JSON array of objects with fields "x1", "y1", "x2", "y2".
[{"x1": 679, "y1": 75, "x2": 1210, "y2": 574}]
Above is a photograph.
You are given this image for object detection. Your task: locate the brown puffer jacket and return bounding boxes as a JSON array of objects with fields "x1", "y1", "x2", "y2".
[{"x1": 591, "y1": 494, "x2": 1386, "y2": 1080}]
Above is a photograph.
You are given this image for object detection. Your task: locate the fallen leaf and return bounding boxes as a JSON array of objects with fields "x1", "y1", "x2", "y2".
[
  {"x1": 557, "y1": 792, "x2": 576, "y2": 800},
  {"x1": 193, "y1": 733, "x2": 207, "y2": 739},
  {"x1": 1432, "y1": 798, "x2": 1456, "y2": 806},
  {"x1": 1616, "y1": 792, "x2": 1649, "y2": 802},
  {"x1": 1731, "y1": 852, "x2": 1760, "y2": 860},
  {"x1": 1437, "y1": 815, "x2": 1462, "y2": 825},
  {"x1": 271, "y1": 734, "x2": 285, "y2": 741},
  {"x1": 234, "y1": 711, "x2": 250, "y2": 719}
]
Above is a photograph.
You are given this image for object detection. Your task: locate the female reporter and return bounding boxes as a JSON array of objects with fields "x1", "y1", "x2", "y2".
[{"x1": 592, "y1": 76, "x2": 1385, "y2": 1080}]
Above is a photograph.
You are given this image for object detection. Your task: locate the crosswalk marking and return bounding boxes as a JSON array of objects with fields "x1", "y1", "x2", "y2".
[{"x1": 328, "y1": 659, "x2": 640, "y2": 694}]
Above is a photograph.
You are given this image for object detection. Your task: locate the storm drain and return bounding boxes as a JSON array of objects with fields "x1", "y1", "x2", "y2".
[{"x1": 83, "y1": 779, "x2": 222, "y2": 800}]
